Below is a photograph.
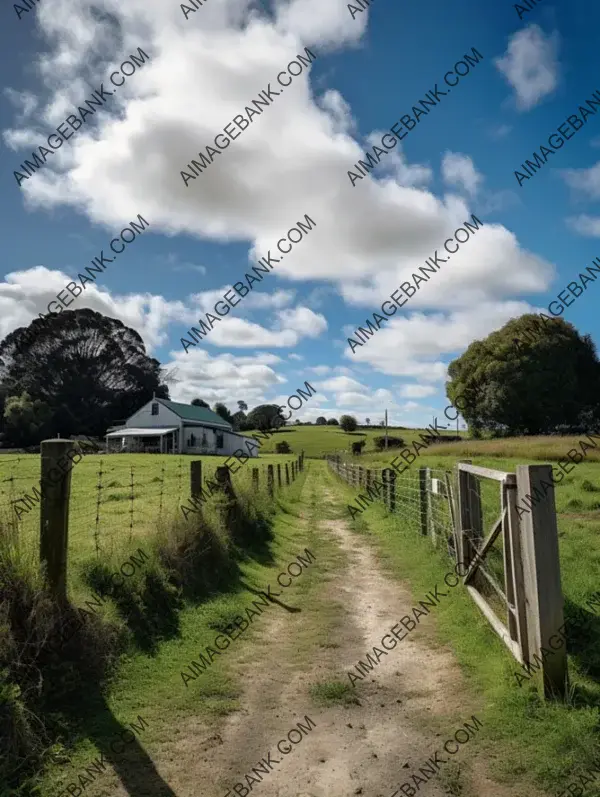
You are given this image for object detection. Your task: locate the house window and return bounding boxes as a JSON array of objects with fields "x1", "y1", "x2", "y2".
[
  {"x1": 151, "y1": 402, "x2": 159, "y2": 416},
  {"x1": 188, "y1": 434, "x2": 196, "y2": 447},
  {"x1": 216, "y1": 432, "x2": 224, "y2": 449}
]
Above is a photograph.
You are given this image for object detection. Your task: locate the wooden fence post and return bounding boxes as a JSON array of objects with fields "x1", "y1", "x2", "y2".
[
  {"x1": 267, "y1": 465, "x2": 274, "y2": 498},
  {"x1": 252, "y1": 468, "x2": 259, "y2": 491},
  {"x1": 191, "y1": 460, "x2": 202, "y2": 502},
  {"x1": 277, "y1": 464, "x2": 282, "y2": 488},
  {"x1": 285, "y1": 463, "x2": 290, "y2": 485},
  {"x1": 516, "y1": 464, "x2": 567, "y2": 698},
  {"x1": 425, "y1": 467, "x2": 435, "y2": 545},
  {"x1": 388, "y1": 468, "x2": 396, "y2": 513},
  {"x1": 419, "y1": 467, "x2": 428, "y2": 536},
  {"x1": 215, "y1": 466, "x2": 237, "y2": 528},
  {"x1": 40, "y1": 439, "x2": 74, "y2": 603}
]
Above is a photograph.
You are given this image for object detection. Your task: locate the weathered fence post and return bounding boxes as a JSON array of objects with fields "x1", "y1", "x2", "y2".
[
  {"x1": 516, "y1": 464, "x2": 567, "y2": 698},
  {"x1": 277, "y1": 463, "x2": 282, "y2": 488},
  {"x1": 191, "y1": 460, "x2": 202, "y2": 502},
  {"x1": 366, "y1": 469, "x2": 372, "y2": 494},
  {"x1": 40, "y1": 439, "x2": 74, "y2": 603},
  {"x1": 381, "y1": 468, "x2": 389, "y2": 508},
  {"x1": 388, "y1": 468, "x2": 396, "y2": 513},
  {"x1": 215, "y1": 466, "x2": 237, "y2": 528},
  {"x1": 358, "y1": 466, "x2": 364, "y2": 487},
  {"x1": 252, "y1": 468, "x2": 259, "y2": 492},
  {"x1": 419, "y1": 467, "x2": 428, "y2": 536},
  {"x1": 267, "y1": 465, "x2": 274, "y2": 498},
  {"x1": 426, "y1": 467, "x2": 435, "y2": 545},
  {"x1": 285, "y1": 463, "x2": 290, "y2": 485}
]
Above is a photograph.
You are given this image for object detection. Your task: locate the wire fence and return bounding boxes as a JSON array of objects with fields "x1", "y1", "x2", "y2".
[{"x1": 0, "y1": 452, "x2": 305, "y2": 569}]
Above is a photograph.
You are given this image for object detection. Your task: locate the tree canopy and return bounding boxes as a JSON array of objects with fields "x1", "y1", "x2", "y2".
[
  {"x1": 340, "y1": 414, "x2": 357, "y2": 432},
  {"x1": 213, "y1": 402, "x2": 233, "y2": 424},
  {"x1": 0, "y1": 309, "x2": 169, "y2": 441},
  {"x1": 246, "y1": 404, "x2": 285, "y2": 431},
  {"x1": 191, "y1": 398, "x2": 209, "y2": 407},
  {"x1": 446, "y1": 313, "x2": 600, "y2": 435}
]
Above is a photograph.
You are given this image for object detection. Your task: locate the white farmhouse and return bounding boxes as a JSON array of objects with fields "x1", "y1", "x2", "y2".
[{"x1": 105, "y1": 397, "x2": 256, "y2": 456}]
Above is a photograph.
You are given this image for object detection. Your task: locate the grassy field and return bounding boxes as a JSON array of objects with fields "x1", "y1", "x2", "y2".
[
  {"x1": 0, "y1": 451, "x2": 301, "y2": 605},
  {"x1": 239, "y1": 423, "x2": 463, "y2": 458},
  {"x1": 326, "y1": 453, "x2": 600, "y2": 797}
]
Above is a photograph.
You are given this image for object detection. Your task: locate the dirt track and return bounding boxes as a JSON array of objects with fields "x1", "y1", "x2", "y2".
[{"x1": 109, "y1": 463, "x2": 543, "y2": 797}]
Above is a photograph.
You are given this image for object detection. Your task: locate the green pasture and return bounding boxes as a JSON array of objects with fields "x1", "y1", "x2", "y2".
[
  {"x1": 325, "y1": 442, "x2": 600, "y2": 795},
  {"x1": 239, "y1": 423, "x2": 463, "y2": 458},
  {"x1": 0, "y1": 451, "x2": 299, "y2": 604}
]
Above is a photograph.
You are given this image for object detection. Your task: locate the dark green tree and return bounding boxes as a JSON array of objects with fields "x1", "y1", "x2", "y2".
[
  {"x1": 231, "y1": 410, "x2": 248, "y2": 430},
  {"x1": 316, "y1": 416, "x2": 327, "y2": 425},
  {"x1": 3, "y1": 392, "x2": 52, "y2": 446},
  {"x1": 246, "y1": 404, "x2": 285, "y2": 431},
  {"x1": 0, "y1": 309, "x2": 169, "y2": 441},
  {"x1": 446, "y1": 313, "x2": 600, "y2": 435},
  {"x1": 340, "y1": 414, "x2": 357, "y2": 432},
  {"x1": 327, "y1": 418, "x2": 339, "y2": 425},
  {"x1": 237, "y1": 400, "x2": 248, "y2": 412},
  {"x1": 213, "y1": 402, "x2": 234, "y2": 424},
  {"x1": 191, "y1": 398, "x2": 210, "y2": 408}
]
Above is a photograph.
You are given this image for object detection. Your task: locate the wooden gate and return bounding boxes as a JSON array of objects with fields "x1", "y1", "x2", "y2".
[{"x1": 455, "y1": 461, "x2": 567, "y2": 697}]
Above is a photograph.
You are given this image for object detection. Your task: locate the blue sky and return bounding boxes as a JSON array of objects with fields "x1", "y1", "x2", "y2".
[{"x1": 2, "y1": 0, "x2": 600, "y2": 428}]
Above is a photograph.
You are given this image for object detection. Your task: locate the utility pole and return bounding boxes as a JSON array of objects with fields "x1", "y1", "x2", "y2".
[{"x1": 385, "y1": 409, "x2": 388, "y2": 450}]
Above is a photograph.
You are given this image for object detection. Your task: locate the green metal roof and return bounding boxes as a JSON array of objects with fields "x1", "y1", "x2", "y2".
[{"x1": 157, "y1": 399, "x2": 232, "y2": 429}]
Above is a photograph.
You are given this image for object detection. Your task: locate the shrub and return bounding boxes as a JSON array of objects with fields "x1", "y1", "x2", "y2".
[
  {"x1": 275, "y1": 441, "x2": 291, "y2": 454},
  {"x1": 427, "y1": 434, "x2": 462, "y2": 444},
  {"x1": 373, "y1": 435, "x2": 405, "y2": 450}
]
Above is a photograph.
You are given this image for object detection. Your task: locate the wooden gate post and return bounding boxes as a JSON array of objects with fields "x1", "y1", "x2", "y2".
[
  {"x1": 277, "y1": 464, "x2": 282, "y2": 488},
  {"x1": 267, "y1": 465, "x2": 274, "y2": 498},
  {"x1": 358, "y1": 466, "x2": 364, "y2": 487},
  {"x1": 366, "y1": 469, "x2": 372, "y2": 494},
  {"x1": 40, "y1": 439, "x2": 74, "y2": 603},
  {"x1": 457, "y1": 460, "x2": 483, "y2": 569},
  {"x1": 419, "y1": 467, "x2": 428, "y2": 536},
  {"x1": 285, "y1": 463, "x2": 290, "y2": 485},
  {"x1": 191, "y1": 460, "x2": 202, "y2": 502},
  {"x1": 252, "y1": 468, "x2": 259, "y2": 491},
  {"x1": 516, "y1": 464, "x2": 567, "y2": 698}
]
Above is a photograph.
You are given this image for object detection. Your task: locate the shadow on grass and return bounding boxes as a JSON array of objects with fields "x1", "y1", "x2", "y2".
[
  {"x1": 3, "y1": 487, "x2": 285, "y2": 796},
  {"x1": 564, "y1": 598, "x2": 600, "y2": 702}
]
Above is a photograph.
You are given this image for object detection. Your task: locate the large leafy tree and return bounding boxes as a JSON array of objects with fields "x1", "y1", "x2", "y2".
[
  {"x1": 246, "y1": 404, "x2": 285, "y2": 431},
  {"x1": 340, "y1": 414, "x2": 357, "y2": 432},
  {"x1": 213, "y1": 402, "x2": 234, "y2": 424},
  {"x1": 191, "y1": 398, "x2": 210, "y2": 408},
  {"x1": 4, "y1": 392, "x2": 52, "y2": 446},
  {"x1": 0, "y1": 309, "x2": 169, "y2": 441},
  {"x1": 446, "y1": 314, "x2": 600, "y2": 435}
]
